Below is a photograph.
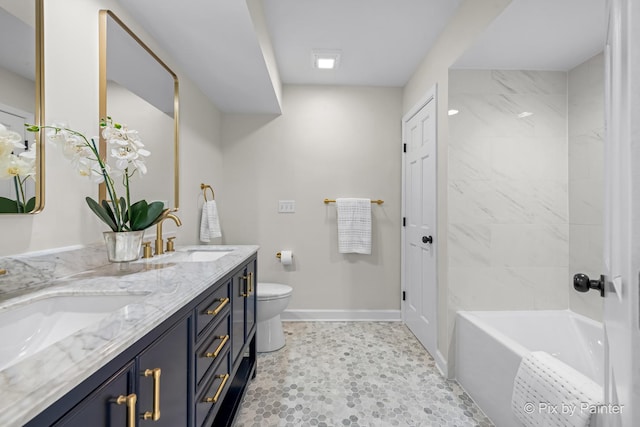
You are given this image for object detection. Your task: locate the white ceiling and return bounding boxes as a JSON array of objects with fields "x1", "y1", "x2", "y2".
[
  {"x1": 453, "y1": 0, "x2": 606, "y2": 70},
  {"x1": 117, "y1": 0, "x2": 606, "y2": 114},
  {"x1": 261, "y1": 0, "x2": 462, "y2": 87},
  {"x1": 117, "y1": 0, "x2": 462, "y2": 114}
]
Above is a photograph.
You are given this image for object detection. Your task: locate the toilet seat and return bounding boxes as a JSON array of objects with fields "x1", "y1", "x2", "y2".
[{"x1": 257, "y1": 282, "x2": 293, "y2": 301}]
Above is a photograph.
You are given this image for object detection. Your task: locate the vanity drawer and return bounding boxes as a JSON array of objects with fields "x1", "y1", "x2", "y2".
[
  {"x1": 196, "y1": 350, "x2": 231, "y2": 427},
  {"x1": 196, "y1": 280, "x2": 231, "y2": 339},
  {"x1": 196, "y1": 314, "x2": 230, "y2": 388}
]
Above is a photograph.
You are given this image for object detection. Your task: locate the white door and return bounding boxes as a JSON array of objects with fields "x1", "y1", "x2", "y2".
[
  {"x1": 603, "y1": 1, "x2": 640, "y2": 426},
  {"x1": 402, "y1": 87, "x2": 437, "y2": 358}
]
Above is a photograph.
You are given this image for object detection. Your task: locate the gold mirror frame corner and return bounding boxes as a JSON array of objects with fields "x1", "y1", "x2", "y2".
[
  {"x1": 97, "y1": 10, "x2": 179, "y2": 211},
  {"x1": 173, "y1": 77, "x2": 179, "y2": 212}
]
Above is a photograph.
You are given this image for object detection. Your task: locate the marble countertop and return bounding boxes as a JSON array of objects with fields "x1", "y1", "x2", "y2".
[{"x1": 0, "y1": 243, "x2": 259, "y2": 427}]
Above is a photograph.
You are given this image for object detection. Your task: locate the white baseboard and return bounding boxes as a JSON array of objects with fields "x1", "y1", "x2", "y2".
[
  {"x1": 435, "y1": 350, "x2": 448, "y2": 378},
  {"x1": 281, "y1": 309, "x2": 401, "y2": 322}
]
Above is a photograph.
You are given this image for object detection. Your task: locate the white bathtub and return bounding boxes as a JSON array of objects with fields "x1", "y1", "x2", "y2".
[{"x1": 455, "y1": 310, "x2": 604, "y2": 427}]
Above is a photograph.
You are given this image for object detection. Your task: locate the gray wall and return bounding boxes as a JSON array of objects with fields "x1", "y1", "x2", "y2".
[
  {"x1": 220, "y1": 85, "x2": 403, "y2": 312},
  {"x1": 568, "y1": 53, "x2": 604, "y2": 320}
]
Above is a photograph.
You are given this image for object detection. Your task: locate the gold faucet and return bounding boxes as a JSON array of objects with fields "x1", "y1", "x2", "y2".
[{"x1": 155, "y1": 213, "x2": 182, "y2": 255}]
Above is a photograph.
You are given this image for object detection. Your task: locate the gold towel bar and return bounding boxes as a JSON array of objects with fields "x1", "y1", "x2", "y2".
[
  {"x1": 201, "y1": 183, "x2": 215, "y2": 202},
  {"x1": 324, "y1": 198, "x2": 384, "y2": 205}
]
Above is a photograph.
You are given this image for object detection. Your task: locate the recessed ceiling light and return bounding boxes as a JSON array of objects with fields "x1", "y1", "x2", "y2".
[
  {"x1": 448, "y1": 109, "x2": 459, "y2": 116},
  {"x1": 312, "y1": 50, "x2": 341, "y2": 70},
  {"x1": 316, "y1": 57, "x2": 336, "y2": 69},
  {"x1": 517, "y1": 111, "x2": 533, "y2": 118}
]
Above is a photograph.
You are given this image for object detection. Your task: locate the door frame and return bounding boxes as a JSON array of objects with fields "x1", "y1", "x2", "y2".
[{"x1": 401, "y1": 84, "x2": 442, "y2": 373}]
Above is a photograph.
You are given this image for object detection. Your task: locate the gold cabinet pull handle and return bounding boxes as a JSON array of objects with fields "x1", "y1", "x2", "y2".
[
  {"x1": 241, "y1": 275, "x2": 249, "y2": 297},
  {"x1": 205, "y1": 335, "x2": 229, "y2": 359},
  {"x1": 205, "y1": 374, "x2": 230, "y2": 404},
  {"x1": 116, "y1": 393, "x2": 137, "y2": 427},
  {"x1": 206, "y1": 297, "x2": 229, "y2": 316},
  {"x1": 248, "y1": 271, "x2": 253, "y2": 294},
  {"x1": 142, "y1": 368, "x2": 161, "y2": 421}
]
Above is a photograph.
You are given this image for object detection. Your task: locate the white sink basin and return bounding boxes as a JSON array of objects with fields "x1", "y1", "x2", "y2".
[
  {"x1": 140, "y1": 247, "x2": 234, "y2": 264},
  {"x1": 181, "y1": 248, "x2": 232, "y2": 262},
  {"x1": 0, "y1": 293, "x2": 147, "y2": 371}
]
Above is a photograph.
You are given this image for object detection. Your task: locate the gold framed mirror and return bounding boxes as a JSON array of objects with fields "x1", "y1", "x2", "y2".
[
  {"x1": 0, "y1": 0, "x2": 44, "y2": 214},
  {"x1": 98, "y1": 10, "x2": 179, "y2": 211}
]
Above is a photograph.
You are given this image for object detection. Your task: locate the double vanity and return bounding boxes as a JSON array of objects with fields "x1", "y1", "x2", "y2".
[{"x1": 0, "y1": 244, "x2": 258, "y2": 427}]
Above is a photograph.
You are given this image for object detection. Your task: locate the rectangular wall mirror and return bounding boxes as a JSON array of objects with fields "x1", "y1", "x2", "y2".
[
  {"x1": 99, "y1": 10, "x2": 179, "y2": 211},
  {"x1": 0, "y1": 0, "x2": 44, "y2": 214}
]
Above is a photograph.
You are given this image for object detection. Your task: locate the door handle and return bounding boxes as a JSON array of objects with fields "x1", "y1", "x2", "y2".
[
  {"x1": 422, "y1": 236, "x2": 433, "y2": 244},
  {"x1": 573, "y1": 273, "x2": 605, "y2": 297}
]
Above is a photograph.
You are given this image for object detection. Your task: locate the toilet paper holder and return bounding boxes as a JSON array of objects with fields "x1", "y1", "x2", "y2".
[{"x1": 275, "y1": 252, "x2": 293, "y2": 259}]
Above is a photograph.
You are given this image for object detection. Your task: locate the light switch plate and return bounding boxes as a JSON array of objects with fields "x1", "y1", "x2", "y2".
[{"x1": 278, "y1": 200, "x2": 295, "y2": 213}]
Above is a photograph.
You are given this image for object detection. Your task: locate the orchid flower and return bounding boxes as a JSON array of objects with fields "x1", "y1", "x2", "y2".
[{"x1": 25, "y1": 119, "x2": 165, "y2": 231}]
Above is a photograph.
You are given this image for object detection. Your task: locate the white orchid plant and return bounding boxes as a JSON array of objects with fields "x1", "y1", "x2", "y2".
[
  {"x1": 26, "y1": 117, "x2": 168, "y2": 231},
  {"x1": 0, "y1": 124, "x2": 36, "y2": 213}
]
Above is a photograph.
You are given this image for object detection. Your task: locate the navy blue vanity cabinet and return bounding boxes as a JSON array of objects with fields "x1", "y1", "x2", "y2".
[
  {"x1": 210, "y1": 258, "x2": 257, "y2": 427},
  {"x1": 244, "y1": 259, "x2": 256, "y2": 347},
  {"x1": 231, "y1": 259, "x2": 257, "y2": 368},
  {"x1": 137, "y1": 318, "x2": 189, "y2": 427},
  {"x1": 52, "y1": 318, "x2": 189, "y2": 427},
  {"x1": 53, "y1": 363, "x2": 134, "y2": 427},
  {"x1": 231, "y1": 272, "x2": 246, "y2": 364},
  {"x1": 25, "y1": 253, "x2": 257, "y2": 427},
  {"x1": 193, "y1": 280, "x2": 232, "y2": 426}
]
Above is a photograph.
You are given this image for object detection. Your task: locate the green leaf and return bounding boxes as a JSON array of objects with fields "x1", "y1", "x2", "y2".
[
  {"x1": 85, "y1": 197, "x2": 118, "y2": 231},
  {"x1": 129, "y1": 200, "x2": 165, "y2": 231},
  {"x1": 148, "y1": 208, "x2": 170, "y2": 227},
  {"x1": 101, "y1": 200, "x2": 117, "y2": 228},
  {"x1": 0, "y1": 197, "x2": 21, "y2": 213},
  {"x1": 119, "y1": 197, "x2": 127, "y2": 223},
  {"x1": 25, "y1": 197, "x2": 36, "y2": 212},
  {"x1": 128, "y1": 200, "x2": 148, "y2": 231},
  {"x1": 25, "y1": 124, "x2": 40, "y2": 133},
  {"x1": 143, "y1": 201, "x2": 165, "y2": 227}
]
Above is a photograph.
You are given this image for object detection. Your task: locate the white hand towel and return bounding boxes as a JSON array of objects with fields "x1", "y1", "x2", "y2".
[
  {"x1": 512, "y1": 351, "x2": 603, "y2": 427},
  {"x1": 200, "y1": 200, "x2": 222, "y2": 242},
  {"x1": 336, "y1": 198, "x2": 372, "y2": 254}
]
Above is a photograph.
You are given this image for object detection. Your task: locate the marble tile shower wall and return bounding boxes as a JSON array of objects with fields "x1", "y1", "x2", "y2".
[
  {"x1": 448, "y1": 70, "x2": 569, "y2": 310},
  {"x1": 568, "y1": 53, "x2": 604, "y2": 321}
]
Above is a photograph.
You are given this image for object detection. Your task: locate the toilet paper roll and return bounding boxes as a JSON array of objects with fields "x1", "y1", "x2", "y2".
[{"x1": 280, "y1": 250, "x2": 293, "y2": 266}]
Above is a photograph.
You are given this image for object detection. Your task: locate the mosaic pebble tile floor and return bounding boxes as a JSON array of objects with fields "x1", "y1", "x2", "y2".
[{"x1": 234, "y1": 322, "x2": 493, "y2": 427}]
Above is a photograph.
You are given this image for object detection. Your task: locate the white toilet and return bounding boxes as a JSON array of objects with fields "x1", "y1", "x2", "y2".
[{"x1": 256, "y1": 282, "x2": 293, "y2": 352}]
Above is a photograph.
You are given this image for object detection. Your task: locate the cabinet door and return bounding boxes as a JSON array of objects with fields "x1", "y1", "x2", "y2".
[
  {"x1": 138, "y1": 317, "x2": 189, "y2": 427},
  {"x1": 231, "y1": 271, "x2": 246, "y2": 364},
  {"x1": 55, "y1": 363, "x2": 134, "y2": 427},
  {"x1": 244, "y1": 259, "x2": 256, "y2": 340}
]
